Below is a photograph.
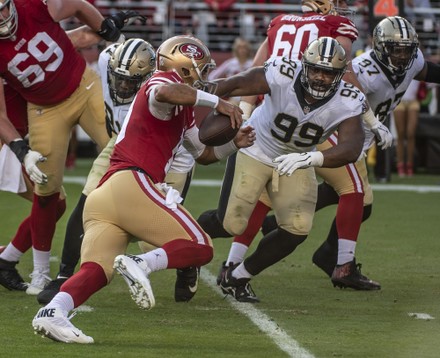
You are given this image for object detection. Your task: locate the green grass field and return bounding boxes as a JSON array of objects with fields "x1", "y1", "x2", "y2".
[{"x1": 1, "y1": 159, "x2": 439, "y2": 357}]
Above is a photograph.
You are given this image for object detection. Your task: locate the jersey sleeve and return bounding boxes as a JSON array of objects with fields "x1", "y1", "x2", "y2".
[
  {"x1": 263, "y1": 57, "x2": 297, "y2": 92},
  {"x1": 327, "y1": 15, "x2": 358, "y2": 42}
]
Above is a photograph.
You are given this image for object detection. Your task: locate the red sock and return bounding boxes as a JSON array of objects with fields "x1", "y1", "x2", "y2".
[
  {"x1": 30, "y1": 193, "x2": 62, "y2": 251},
  {"x1": 234, "y1": 200, "x2": 270, "y2": 246},
  {"x1": 60, "y1": 262, "x2": 108, "y2": 308},
  {"x1": 162, "y1": 239, "x2": 213, "y2": 268},
  {"x1": 11, "y1": 197, "x2": 67, "y2": 253},
  {"x1": 336, "y1": 193, "x2": 364, "y2": 242}
]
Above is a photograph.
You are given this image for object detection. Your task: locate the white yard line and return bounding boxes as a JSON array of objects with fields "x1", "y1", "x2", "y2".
[
  {"x1": 200, "y1": 270, "x2": 315, "y2": 358},
  {"x1": 64, "y1": 176, "x2": 440, "y2": 192}
]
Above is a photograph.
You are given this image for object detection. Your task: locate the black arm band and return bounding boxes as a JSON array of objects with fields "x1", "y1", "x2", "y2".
[
  {"x1": 9, "y1": 139, "x2": 30, "y2": 163},
  {"x1": 426, "y1": 61, "x2": 440, "y2": 84},
  {"x1": 97, "y1": 18, "x2": 122, "y2": 42}
]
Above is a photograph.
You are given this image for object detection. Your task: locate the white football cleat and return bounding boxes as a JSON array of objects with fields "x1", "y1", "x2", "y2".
[
  {"x1": 113, "y1": 254, "x2": 155, "y2": 310},
  {"x1": 32, "y1": 307, "x2": 94, "y2": 344},
  {"x1": 27, "y1": 268, "x2": 51, "y2": 295}
]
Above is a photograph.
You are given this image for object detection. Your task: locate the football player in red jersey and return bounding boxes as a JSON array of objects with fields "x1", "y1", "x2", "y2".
[
  {"x1": 198, "y1": 0, "x2": 387, "y2": 299},
  {"x1": 0, "y1": 0, "x2": 126, "y2": 295},
  {"x1": 32, "y1": 35, "x2": 255, "y2": 344}
]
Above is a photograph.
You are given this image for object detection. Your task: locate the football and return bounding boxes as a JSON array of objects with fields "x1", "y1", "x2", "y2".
[{"x1": 198, "y1": 110, "x2": 239, "y2": 146}]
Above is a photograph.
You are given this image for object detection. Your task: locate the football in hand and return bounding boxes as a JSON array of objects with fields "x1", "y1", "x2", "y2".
[{"x1": 198, "y1": 110, "x2": 239, "y2": 146}]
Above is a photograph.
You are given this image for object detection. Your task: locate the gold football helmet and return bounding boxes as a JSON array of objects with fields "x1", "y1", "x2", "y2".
[
  {"x1": 301, "y1": 37, "x2": 347, "y2": 99},
  {"x1": 0, "y1": 0, "x2": 18, "y2": 40},
  {"x1": 301, "y1": 0, "x2": 334, "y2": 15},
  {"x1": 156, "y1": 35, "x2": 216, "y2": 92},
  {"x1": 108, "y1": 38, "x2": 156, "y2": 105},
  {"x1": 373, "y1": 16, "x2": 419, "y2": 76}
]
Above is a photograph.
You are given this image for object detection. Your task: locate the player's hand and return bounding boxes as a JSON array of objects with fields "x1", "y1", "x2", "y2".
[
  {"x1": 109, "y1": 10, "x2": 146, "y2": 29},
  {"x1": 273, "y1": 151, "x2": 324, "y2": 176},
  {"x1": 216, "y1": 99, "x2": 243, "y2": 129},
  {"x1": 371, "y1": 122, "x2": 393, "y2": 150},
  {"x1": 233, "y1": 125, "x2": 255, "y2": 149},
  {"x1": 24, "y1": 151, "x2": 48, "y2": 185}
]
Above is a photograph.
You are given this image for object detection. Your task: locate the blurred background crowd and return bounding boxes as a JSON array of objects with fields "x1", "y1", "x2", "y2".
[{"x1": 64, "y1": 0, "x2": 440, "y2": 180}]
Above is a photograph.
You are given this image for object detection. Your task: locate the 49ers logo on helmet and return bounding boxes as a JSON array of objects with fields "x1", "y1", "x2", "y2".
[{"x1": 179, "y1": 44, "x2": 205, "y2": 60}]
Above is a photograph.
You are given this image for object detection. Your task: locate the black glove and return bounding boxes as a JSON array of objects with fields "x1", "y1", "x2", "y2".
[
  {"x1": 97, "y1": 18, "x2": 122, "y2": 42},
  {"x1": 108, "y1": 10, "x2": 146, "y2": 29}
]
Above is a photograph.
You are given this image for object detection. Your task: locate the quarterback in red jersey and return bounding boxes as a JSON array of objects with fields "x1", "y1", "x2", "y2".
[
  {"x1": 0, "y1": 0, "x2": 124, "y2": 295},
  {"x1": 32, "y1": 35, "x2": 255, "y2": 344}
]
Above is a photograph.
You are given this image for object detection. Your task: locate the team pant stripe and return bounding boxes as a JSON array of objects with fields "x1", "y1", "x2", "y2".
[
  {"x1": 327, "y1": 133, "x2": 364, "y2": 194},
  {"x1": 134, "y1": 172, "x2": 210, "y2": 245}
]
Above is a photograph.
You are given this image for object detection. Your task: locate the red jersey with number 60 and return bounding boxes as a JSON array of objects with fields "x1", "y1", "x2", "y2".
[
  {"x1": 266, "y1": 13, "x2": 358, "y2": 60},
  {"x1": 0, "y1": 0, "x2": 86, "y2": 105}
]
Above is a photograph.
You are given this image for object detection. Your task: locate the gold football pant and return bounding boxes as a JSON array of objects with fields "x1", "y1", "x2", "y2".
[
  {"x1": 82, "y1": 170, "x2": 211, "y2": 279},
  {"x1": 28, "y1": 67, "x2": 109, "y2": 196}
]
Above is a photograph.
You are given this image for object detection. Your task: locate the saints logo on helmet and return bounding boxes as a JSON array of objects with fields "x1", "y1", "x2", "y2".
[
  {"x1": 108, "y1": 38, "x2": 156, "y2": 105},
  {"x1": 301, "y1": 37, "x2": 347, "y2": 99},
  {"x1": 0, "y1": 0, "x2": 18, "y2": 40},
  {"x1": 156, "y1": 35, "x2": 216, "y2": 93},
  {"x1": 373, "y1": 16, "x2": 419, "y2": 76}
]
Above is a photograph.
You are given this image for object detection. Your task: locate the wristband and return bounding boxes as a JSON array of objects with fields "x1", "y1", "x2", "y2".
[
  {"x1": 213, "y1": 139, "x2": 238, "y2": 160},
  {"x1": 239, "y1": 101, "x2": 255, "y2": 121},
  {"x1": 310, "y1": 151, "x2": 324, "y2": 167},
  {"x1": 9, "y1": 138, "x2": 29, "y2": 163},
  {"x1": 361, "y1": 107, "x2": 379, "y2": 129},
  {"x1": 195, "y1": 90, "x2": 219, "y2": 108}
]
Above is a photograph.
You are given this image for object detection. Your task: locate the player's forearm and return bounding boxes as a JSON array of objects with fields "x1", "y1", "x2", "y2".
[
  {"x1": 48, "y1": 0, "x2": 104, "y2": 31},
  {"x1": 67, "y1": 25, "x2": 102, "y2": 49}
]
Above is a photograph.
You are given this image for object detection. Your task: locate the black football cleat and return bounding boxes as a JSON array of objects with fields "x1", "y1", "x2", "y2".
[
  {"x1": 37, "y1": 277, "x2": 69, "y2": 305},
  {"x1": 0, "y1": 258, "x2": 28, "y2": 291},
  {"x1": 174, "y1": 267, "x2": 200, "y2": 302},
  {"x1": 216, "y1": 261, "x2": 228, "y2": 286},
  {"x1": 331, "y1": 259, "x2": 381, "y2": 291},
  {"x1": 219, "y1": 264, "x2": 259, "y2": 303},
  {"x1": 312, "y1": 241, "x2": 338, "y2": 278}
]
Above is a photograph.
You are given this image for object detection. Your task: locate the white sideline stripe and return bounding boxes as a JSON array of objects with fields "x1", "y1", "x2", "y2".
[
  {"x1": 64, "y1": 176, "x2": 440, "y2": 192},
  {"x1": 200, "y1": 270, "x2": 315, "y2": 358}
]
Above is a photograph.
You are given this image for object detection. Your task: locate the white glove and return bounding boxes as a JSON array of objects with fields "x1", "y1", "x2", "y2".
[
  {"x1": 371, "y1": 122, "x2": 393, "y2": 150},
  {"x1": 361, "y1": 107, "x2": 393, "y2": 150},
  {"x1": 273, "y1": 151, "x2": 324, "y2": 176},
  {"x1": 23, "y1": 150, "x2": 48, "y2": 185}
]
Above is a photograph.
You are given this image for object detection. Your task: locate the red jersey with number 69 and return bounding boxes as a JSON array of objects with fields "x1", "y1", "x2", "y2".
[
  {"x1": 0, "y1": 0, "x2": 86, "y2": 105},
  {"x1": 266, "y1": 13, "x2": 358, "y2": 60}
]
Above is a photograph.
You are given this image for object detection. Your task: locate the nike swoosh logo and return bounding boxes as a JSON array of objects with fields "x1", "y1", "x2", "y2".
[
  {"x1": 72, "y1": 331, "x2": 80, "y2": 337},
  {"x1": 86, "y1": 82, "x2": 95, "y2": 90},
  {"x1": 188, "y1": 282, "x2": 198, "y2": 293}
]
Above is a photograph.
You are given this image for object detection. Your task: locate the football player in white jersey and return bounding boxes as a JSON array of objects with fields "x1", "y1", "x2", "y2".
[
  {"x1": 200, "y1": 0, "x2": 387, "y2": 295},
  {"x1": 214, "y1": 37, "x2": 365, "y2": 302},
  {"x1": 311, "y1": 15, "x2": 440, "y2": 281}
]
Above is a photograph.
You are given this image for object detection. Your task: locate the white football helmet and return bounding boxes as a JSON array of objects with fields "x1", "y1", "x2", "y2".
[
  {"x1": 301, "y1": 37, "x2": 347, "y2": 99},
  {"x1": 156, "y1": 35, "x2": 216, "y2": 92},
  {"x1": 108, "y1": 38, "x2": 156, "y2": 105},
  {"x1": 373, "y1": 16, "x2": 419, "y2": 76},
  {"x1": 0, "y1": 0, "x2": 18, "y2": 40}
]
